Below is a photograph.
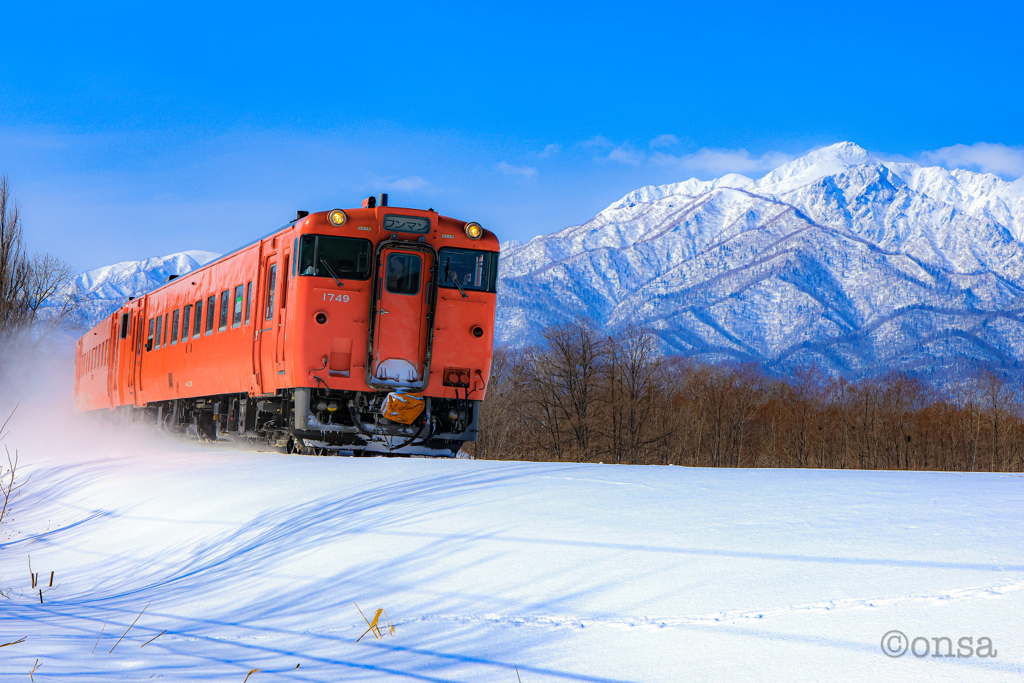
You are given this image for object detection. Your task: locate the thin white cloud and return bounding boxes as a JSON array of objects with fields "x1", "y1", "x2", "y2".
[
  {"x1": 649, "y1": 134, "x2": 679, "y2": 150},
  {"x1": 539, "y1": 143, "x2": 561, "y2": 159},
  {"x1": 496, "y1": 161, "x2": 537, "y2": 178},
  {"x1": 651, "y1": 148, "x2": 793, "y2": 178},
  {"x1": 921, "y1": 142, "x2": 1024, "y2": 179},
  {"x1": 608, "y1": 145, "x2": 645, "y2": 166},
  {"x1": 384, "y1": 175, "x2": 431, "y2": 192},
  {"x1": 580, "y1": 135, "x2": 614, "y2": 150}
]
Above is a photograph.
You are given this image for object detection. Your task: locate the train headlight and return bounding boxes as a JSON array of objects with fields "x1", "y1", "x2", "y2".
[
  {"x1": 328, "y1": 209, "x2": 347, "y2": 226},
  {"x1": 464, "y1": 222, "x2": 482, "y2": 239}
]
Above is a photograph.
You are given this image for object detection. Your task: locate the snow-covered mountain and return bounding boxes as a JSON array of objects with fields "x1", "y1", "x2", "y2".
[
  {"x1": 497, "y1": 142, "x2": 1024, "y2": 381},
  {"x1": 55, "y1": 250, "x2": 220, "y2": 329}
]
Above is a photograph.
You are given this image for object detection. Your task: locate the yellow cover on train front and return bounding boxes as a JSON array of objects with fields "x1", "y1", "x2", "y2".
[{"x1": 381, "y1": 391, "x2": 425, "y2": 424}]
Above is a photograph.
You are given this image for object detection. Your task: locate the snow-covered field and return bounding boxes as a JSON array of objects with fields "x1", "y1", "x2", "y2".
[{"x1": 1, "y1": 410, "x2": 1022, "y2": 682}]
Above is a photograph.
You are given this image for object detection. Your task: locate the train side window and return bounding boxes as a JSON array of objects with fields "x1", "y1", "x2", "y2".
[
  {"x1": 281, "y1": 256, "x2": 289, "y2": 309},
  {"x1": 205, "y1": 295, "x2": 215, "y2": 335},
  {"x1": 120, "y1": 312, "x2": 130, "y2": 339},
  {"x1": 154, "y1": 315, "x2": 162, "y2": 349},
  {"x1": 218, "y1": 290, "x2": 229, "y2": 331},
  {"x1": 193, "y1": 300, "x2": 203, "y2": 338},
  {"x1": 182, "y1": 305, "x2": 192, "y2": 342},
  {"x1": 170, "y1": 309, "x2": 180, "y2": 345},
  {"x1": 245, "y1": 281, "x2": 252, "y2": 324},
  {"x1": 163, "y1": 313, "x2": 169, "y2": 347},
  {"x1": 147, "y1": 318, "x2": 154, "y2": 351},
  {"x1": 232, "y1": 285, "x2": 243, "y2": 327},
  {"x1": 265, "y1": 264, "x2": 277, "y2": 320},
  {"x1": 293, "y1": 238, "x2": 298, "y2": 276},
  {"x1": 385, "y1": 253, "x2": 422, "y2": 295}
]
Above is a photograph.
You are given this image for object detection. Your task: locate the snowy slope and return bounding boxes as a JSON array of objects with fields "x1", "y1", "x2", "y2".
[
  {"x1": 1, "y1": 423, "x2": 1021, "y2": 681},
  {"x1": 497, "y1": 143, "x2": 1024, "y2": 381},
  {"x1": 50, "y1": 250, "x2": 220, "y2": 329}
]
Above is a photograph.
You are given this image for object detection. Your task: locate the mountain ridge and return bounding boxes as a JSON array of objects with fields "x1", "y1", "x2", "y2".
[{"x1": 496, "y1": 142, "x2": 1024, "y2": 381}]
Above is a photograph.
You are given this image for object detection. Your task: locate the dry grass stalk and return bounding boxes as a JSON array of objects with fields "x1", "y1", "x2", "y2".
[
  {"x1": 1, "y1": 444, "x2": 21, "y2": 527},
  {"x1": 0, "y1": 636, "x2": 25, "y2": 648},
  {"x1": 345, "y1": 602, "x2": 395, "y2": 642},
  {"x1": 242, "y1": 668, "x2": 261, "y2": 682},
  {"x1": 140, "y1": 629, "x2": 167, "y2": 648},
  {"x1": 109, "y1": 603, "x2": 149, "y2": 653},
  {"x1": 92, "y1": 617, "x2": 108, "y2": 654},
  {"x1": 29, "y1": 659, "x2": 40, "y2": 681}
]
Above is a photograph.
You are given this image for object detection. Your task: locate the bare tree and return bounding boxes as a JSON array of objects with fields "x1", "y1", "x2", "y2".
[
  {"x1": 539, "y1": 319, "x2": 607, "y2": 461},
  {"x1": 598, "y1": 325, "x2": 669, "y2": 464},
  {"x1": 471, "y1": 346, "x2": 528, "y2": 460},
  {"x1": 0, "y1": 174, "x2": 80, "y2": 343}
]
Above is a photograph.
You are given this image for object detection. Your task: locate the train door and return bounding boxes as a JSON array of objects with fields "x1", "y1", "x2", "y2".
[
  {"x1": 369, "y1": 244, "x2": 435, "y2": 389},
  {"x1": 276, "y1": 248, "x2": 291, "y2": 364},
  {"x1": 256, "y1": 253, "x2": 280, "y2": 393},
  {"x1": 108, "y1": 314, "x2": 121, "y2": 407},
  {"x1": 124, "y1": 298, "x2": 146, "y2": 405}
]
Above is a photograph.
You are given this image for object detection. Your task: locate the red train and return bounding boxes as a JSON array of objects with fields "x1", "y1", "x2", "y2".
[{"x1": 73, "y1": 195, "x2": 499, "y2": 455}]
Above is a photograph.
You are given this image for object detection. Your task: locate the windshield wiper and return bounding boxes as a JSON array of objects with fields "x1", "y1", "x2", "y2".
[
  {"x1": 445, "y1": 258, "x2": 468, "y2": 298},
  {"x1": 319, "y1": 258, "x2": 343, "y2": 287}
]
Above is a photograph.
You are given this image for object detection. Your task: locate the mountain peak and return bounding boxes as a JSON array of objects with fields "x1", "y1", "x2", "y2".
[{"x1": 751, "y1": 142, "x2": 876, "y2": 195}]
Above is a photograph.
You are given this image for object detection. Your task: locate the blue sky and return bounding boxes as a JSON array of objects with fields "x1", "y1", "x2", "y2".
[{"x1": 2, "y1": 0, "x2": 1023, "y2": 271}]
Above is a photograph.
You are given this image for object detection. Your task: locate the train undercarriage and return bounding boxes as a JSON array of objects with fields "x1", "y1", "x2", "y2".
[{"x1": 121, "y1": 387, "x2": 479, "y2": 457}]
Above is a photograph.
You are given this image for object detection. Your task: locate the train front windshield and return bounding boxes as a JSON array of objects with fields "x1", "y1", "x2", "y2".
[
  {"x1": 298, "y1": 235, "x2": 372, "y2": 281},
  {"x1": 439, "y1": 248, "x2": 498, "y2": 293}
]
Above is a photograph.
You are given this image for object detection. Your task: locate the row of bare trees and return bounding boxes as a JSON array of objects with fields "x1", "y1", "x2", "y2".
[
  {"x1": 469, "y1": 320, "x2": 1024, "y2": 471},
  {"x1": 0, "y1": 174, "x2": 78, "y2": 345}
]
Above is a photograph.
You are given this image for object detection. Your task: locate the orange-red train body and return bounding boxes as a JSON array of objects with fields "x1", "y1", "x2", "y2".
[{"x1": 73, "y1": 200, "x2": 498, "y2": 455}]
